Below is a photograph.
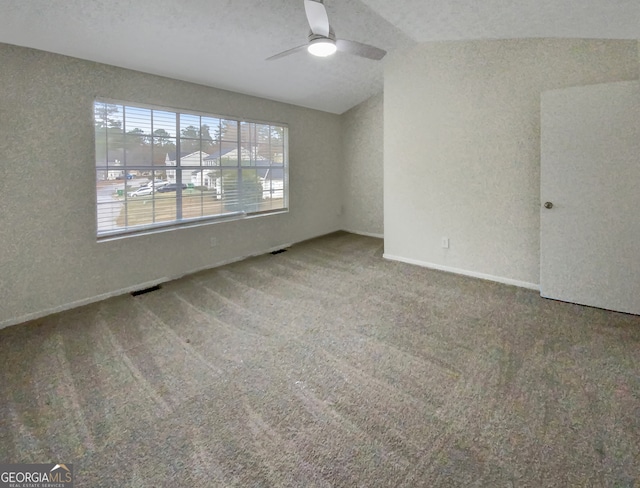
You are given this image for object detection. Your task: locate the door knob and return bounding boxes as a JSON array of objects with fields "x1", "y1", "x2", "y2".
[{"x1": 544, "y1": 202, "x2": 553, "y2": 209}]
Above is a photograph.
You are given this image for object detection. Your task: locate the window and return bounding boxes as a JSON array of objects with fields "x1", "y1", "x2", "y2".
[{"x1": 94, "y1": 100, "x2": 288, "y2": 237}]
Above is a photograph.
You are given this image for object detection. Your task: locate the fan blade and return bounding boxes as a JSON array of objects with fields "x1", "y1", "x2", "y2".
[
  {"x1": 336, "y1": 39, "x2": 386, "y2": 60},
  {"x1": 304, "y1": 0, "x2": 330, "y2": 37},
  {"x1": 266, "y1": 44, "x2": 307, "y2": 61}
]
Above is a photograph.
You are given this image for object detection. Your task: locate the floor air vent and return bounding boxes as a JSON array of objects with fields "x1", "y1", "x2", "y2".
[
  {"x1": 270, "y1": 249, "x2": 288, "y2": 255},
  {"x1": 131, "y1": 285, "x2": 162, "y2": 297}
]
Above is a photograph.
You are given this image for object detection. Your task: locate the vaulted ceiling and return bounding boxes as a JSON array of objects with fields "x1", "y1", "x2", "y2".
[{"x1": 1, "y1": 0, "x2": 638, "y2": 114}]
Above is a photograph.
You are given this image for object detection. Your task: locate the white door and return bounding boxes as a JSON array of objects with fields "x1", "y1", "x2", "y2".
[{"x1": 540, "y1": 81, "x2": 640, "y2": 315}]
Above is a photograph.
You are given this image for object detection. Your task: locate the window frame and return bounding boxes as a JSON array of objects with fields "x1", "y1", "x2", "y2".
[{"x1": 94, "y1": 98, "x2": 289, "y2": 240}]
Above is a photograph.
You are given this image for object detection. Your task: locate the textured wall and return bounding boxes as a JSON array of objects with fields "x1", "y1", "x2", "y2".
[
  {"x1": 384, "y1": 39, "x2": 639, "y2": 287},
  {"x1": 341, "y1": 92, "x2": 384, "y2": 237},
  {"x1": 0, "y1": 43, "x2": 343, "y2": 327}
]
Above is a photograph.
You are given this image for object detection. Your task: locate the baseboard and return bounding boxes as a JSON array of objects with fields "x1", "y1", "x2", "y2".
[
  {"x1": 0, "y1": 277, "x2": 172, "y2": 330},
  {"x1": 0, "y1": 238, "x2": 310, "y2": 331},
  {"x1": 178, "y1": 241, "x2": 296, "y2": 281},
  {"x1": 342, "y1": 229, "x2": 384, "y2": 239},
  {"x1": 4, "y1": 233, "x2": 539, "y2": 330},
  {"x1": 383, "y1": 253, "x2": 540, "y2": 291}
]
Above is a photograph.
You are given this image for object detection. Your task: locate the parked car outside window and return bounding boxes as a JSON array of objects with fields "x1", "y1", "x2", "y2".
[
  {"x1": 140, "y1": 180, "x2": 169, "y2": 191},
  {"x1": 128, "y1": 187, "x2": 153, "y2": 197},
  {"x1": 156, "y1": 183, "x2": 187, "y2": 193}
]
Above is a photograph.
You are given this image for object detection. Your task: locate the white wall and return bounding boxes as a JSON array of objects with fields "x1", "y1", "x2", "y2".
[
  {"x1": 341, "y1": 93, "x2": 384, "y2": 237},
  {"x1": 0, "y1": 43, "x2": 343, "y2": 328},
  {"x1": 383, "y1": 39, "x2": 639, "y2": 288}
]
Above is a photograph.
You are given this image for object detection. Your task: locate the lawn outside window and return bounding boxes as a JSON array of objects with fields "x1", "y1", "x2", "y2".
[{"x1": 94, "y1": 99, "x2": 288, "y2": 238}]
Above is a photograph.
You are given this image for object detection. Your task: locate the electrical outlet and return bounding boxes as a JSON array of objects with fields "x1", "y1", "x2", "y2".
[{"x1": 441, "y1": 237, "x2": 449, "y2": 249}]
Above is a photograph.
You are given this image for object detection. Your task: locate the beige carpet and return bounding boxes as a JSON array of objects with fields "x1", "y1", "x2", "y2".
[{"x1": 1, "y1": 232, "x2": 639, "y2": 487}]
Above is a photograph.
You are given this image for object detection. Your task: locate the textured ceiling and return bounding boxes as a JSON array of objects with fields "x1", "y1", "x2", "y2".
[
  {"x1": 360, "y1": 0, "x2": 640, "y2": 42},
  {"x1": 1, "y1": 0, "x2": 638, "y2": 114}
]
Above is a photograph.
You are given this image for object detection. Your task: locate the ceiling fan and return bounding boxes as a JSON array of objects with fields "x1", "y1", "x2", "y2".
[{"x1": 267, "y1": 0, "x2": 387, "y2": 61}]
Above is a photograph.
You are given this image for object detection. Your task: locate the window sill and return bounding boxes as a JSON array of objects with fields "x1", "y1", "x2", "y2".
[{"x1": 97, "y1": 208, "x2": 289, "y2": 242}]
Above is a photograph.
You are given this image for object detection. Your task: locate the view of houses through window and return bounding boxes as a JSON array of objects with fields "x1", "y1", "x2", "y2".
[{"x1": 94, "y1": 100, "x2": 288, "y2": 237}]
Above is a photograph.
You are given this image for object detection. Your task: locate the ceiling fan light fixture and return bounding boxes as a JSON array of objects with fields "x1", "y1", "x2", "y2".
[{"x1": 307, "y1": 38, "x2": 337, "y2": 57}]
